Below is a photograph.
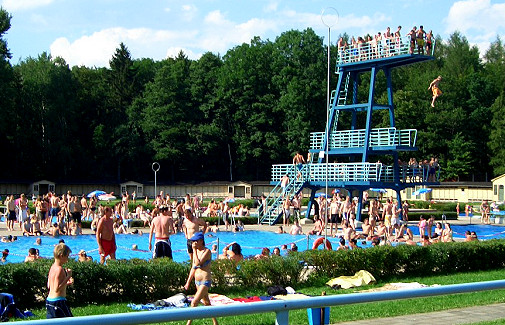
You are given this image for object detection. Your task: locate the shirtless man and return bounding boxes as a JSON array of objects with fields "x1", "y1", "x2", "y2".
[
  {"x1": 148, "y1": 205, "x2": 175, "y2": 259},
  {"x1": 376, "y1": 221, "x2": 387, "y2": 238},
  {"x1": 80, "y1": 195, "x2": 88, "y2": 221},
  {"x1": 329, "y1": 195, "x2": 340, "y2": 236},
  {"x1": 291, "y1": 193, "x2": 301, "y2": 221},
  {"x1": 50, "y1": 194, "x2": 60, "y2": 225},
  {"x1": 368, "y1": 199, "x2": 378, "y2": 229},
  {"x1": 416, "y1": 25, "x2": 426, "y2": 54},
  {"x1": 6, "y1": 195, "x2": 16, "y2": 231},
  {"x1": 17, "y1": 194, "x2": 28, "y2": 231},
  {"x1": 289, "y1": 219, "x2": 303, "y2": 235},
  {"x1": 428, "y1": 76, "x2": 442, "y2": 107},
  {"x1": 391, "y1": 200, "x2": 402, "y2": 235},
  {"x1": 342, "y1": 221, "x2": 356, "y2": 242},
  {"x1": 96, "y1": 207, "x2": 116, "y2": 264},
  {"x1": 282, "y1": 197, "x2": 291, "y2": 227},
  {"x1": 308, "y1": 216, "x2": 323, "y2": 235},
  {"x1": 293, "y1": 151, "x2": 306, "y2": 179},
  {"x1": 382, "y1": 199, "x2": 393, "y2": 237},
  {"x1": 182, "y1": 209, "x2": 207, "y2": 260},
  {"x1": 360, "y1": 218, "x2": 373, "y2": 239},
  {"x1": 280, "y1": 174, "x2": 289, "y2": 197},
  {"x1": 207, "y1": 200, "x2": 218, "y2": 217},
  {"x1": 341, "y1": 196, "x2": 352, "y2": 222},
  {"x1": 70, "y1": 196, "x2": 82, "y2": 227}
]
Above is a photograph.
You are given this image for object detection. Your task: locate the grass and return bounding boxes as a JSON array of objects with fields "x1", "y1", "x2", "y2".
[{"x1": 17, "y1": 269, "x2": 505, "y2": 324}]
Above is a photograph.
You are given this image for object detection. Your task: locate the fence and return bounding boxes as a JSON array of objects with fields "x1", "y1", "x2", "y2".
[{"x1": 16, "y1": 279, "x2": 505, "y2": 325}]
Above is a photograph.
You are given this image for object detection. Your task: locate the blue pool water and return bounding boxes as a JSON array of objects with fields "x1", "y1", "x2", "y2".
[
  {"x1": 1, "y1": 231, "x2": 311, "y2": 264},
  {"x1": 3, "y1": 224, "x2": 505, "y2": 264}
]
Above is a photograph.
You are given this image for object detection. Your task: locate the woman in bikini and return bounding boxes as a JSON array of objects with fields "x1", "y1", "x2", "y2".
[{"x1": 184, "y1": 232, "x2": 218, "y2": 325}]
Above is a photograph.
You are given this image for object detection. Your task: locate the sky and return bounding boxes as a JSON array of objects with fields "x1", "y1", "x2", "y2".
[{"x1": 1, "y1": 0, "x2": 505, "y2": 67}]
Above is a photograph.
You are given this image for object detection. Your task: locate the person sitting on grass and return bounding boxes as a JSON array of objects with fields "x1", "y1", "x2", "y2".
[
  {"x1": 46, "y1": 243, "x2": 73, "y2": 319},
  {"x1": 184, "y1": 232, "x2": 218, "y2": 325}
]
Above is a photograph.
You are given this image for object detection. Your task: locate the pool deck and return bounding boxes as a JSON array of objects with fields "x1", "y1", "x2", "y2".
[
  {"x1": 0, "y1": 213, "x2": 499, "y2": 239},
  {"x1": 335, "y1": 303, "x2": 505, "y2": 325}
]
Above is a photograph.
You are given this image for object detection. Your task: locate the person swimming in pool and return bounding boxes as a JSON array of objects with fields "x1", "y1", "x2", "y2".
[{"x1": 184, "y1": 232, "x2": 218, "y2": 325}]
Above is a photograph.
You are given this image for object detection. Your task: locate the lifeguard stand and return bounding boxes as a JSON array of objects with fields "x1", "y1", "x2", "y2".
[{"x1": 261, "y1": 36, "x2": 440, "y2": 225}]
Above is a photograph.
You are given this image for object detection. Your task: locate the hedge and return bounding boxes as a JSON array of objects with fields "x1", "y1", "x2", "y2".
[{"x1": 4, "y1": 240, "x2": 505, "y2": 309}]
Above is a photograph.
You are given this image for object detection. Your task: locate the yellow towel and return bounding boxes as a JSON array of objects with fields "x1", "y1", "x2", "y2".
[{"x1": 326, "y1": 270, "x2": 376, "y2": 289}]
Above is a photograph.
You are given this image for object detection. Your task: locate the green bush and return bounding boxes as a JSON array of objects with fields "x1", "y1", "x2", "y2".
[{"x1": 6, "y1": 240, "x2": 505, "y2": 309}]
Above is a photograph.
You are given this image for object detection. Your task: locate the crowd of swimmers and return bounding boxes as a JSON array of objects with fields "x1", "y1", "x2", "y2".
[{"x1": 337, "y1": 25, "x2": 434, "y2": 62}]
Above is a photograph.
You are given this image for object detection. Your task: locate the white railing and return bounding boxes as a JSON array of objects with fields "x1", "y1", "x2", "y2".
[
  {"x1": 310, "y1": 128, "x2": 417, "y2": 150},
  {"x1": 16, "y1": 279, "x2": 505, "y2": 325},
  {"x1": 337, "y1": 35, "x2": 435, "y2": 65},
  {"x1": 272, "y1": 163, "x2": 383, "y2": 183},
  {"x1": 272, "y1": 163, "x2": 440, "y2": 184}
]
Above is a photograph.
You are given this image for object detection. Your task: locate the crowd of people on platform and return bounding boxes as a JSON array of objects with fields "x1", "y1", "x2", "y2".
[{"x1": 337, "y1": 25, "x2": 434, "y2": 62}]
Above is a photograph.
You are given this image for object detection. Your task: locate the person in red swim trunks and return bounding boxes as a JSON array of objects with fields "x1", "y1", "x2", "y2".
[{"x1": 96, "y1": 206, "x2": 116, "y2": 264}]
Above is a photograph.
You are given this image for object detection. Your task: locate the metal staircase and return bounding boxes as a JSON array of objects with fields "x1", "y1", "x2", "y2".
[{"x1": 260, "y1": 165, "x2": 308, "y2": 225}]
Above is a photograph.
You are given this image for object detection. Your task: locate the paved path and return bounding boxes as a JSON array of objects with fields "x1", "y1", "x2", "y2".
[{"x1": 335, "y1": 303, "x2": 505, "y2": 324}]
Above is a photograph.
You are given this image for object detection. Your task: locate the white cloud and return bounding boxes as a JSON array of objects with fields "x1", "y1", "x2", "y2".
[
  {"x1": 180, "y1": 4, "x2": 197, "y2": 21},
  {"x1": 445, "y1": 0, "x2": 505, "y2": 55},
  {"x1": 445, "y1": 0, "x2": 505, "y2": 35},
  {"x1": 47, "y1": 7, "x2": 395, "y2": 67},
  {"x1": 1, "y1": 0, "x2": 54, "y2": 11},
  {"x1": 279, "y1": 9, "x2": 389, "y2": 35},
  {"x1": 49, "y1": 27, "x2": 198, "y2": 67},
  {"x1": 264, "y1": 1, "x2": 278, "y2": 13},
  {"x1": 204, "y1": 10, "x2": 228, "y2": 25}
]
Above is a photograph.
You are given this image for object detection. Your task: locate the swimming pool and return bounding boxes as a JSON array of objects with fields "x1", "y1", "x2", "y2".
[
  {"x1": 1, "y1": 231, "x2": 311, "y2": 264},
  {"x1": 408, "y1": 224, "x2": 505, "y2": 239},
  {"x1": 3, "y1": 224, "x2": 504, "y2": 264}
]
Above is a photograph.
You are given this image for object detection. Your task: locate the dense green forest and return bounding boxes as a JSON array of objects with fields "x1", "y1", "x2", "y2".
[{"x1": 0, "y1": 8, "x2": 504, "y2": 183}]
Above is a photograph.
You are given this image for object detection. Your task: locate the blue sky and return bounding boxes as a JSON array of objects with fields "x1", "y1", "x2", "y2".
[{"x1": 1, "y1": 0, "x2": 504, "y2": 67}]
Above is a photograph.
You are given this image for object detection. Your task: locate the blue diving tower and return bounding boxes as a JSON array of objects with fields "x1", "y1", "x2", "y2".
[{"x1": 261, "y1": 35, "x2": 440, "y2": 225}]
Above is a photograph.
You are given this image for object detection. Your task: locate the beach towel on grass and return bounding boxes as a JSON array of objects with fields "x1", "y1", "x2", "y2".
[
  {"x1": 326, "y1": 270, "x2": 376, "y2": 289},
  {"x1": 128, "y1": 293, "x2": 189, "y2": 310}
]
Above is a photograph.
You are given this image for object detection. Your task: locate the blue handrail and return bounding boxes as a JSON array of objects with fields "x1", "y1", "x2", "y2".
[{"x1": 16, "y1": 279, "x2": 505, "y2": 325}]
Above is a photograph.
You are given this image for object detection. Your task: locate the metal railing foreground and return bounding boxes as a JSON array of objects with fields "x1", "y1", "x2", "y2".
[{"x1": 16, "y1": 279, "x2": 505, "y2": 325}]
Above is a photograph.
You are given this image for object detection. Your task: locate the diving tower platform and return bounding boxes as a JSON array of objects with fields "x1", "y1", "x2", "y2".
[{"x1": 261, "y1": 35, "x2": 439, "y2": 225}]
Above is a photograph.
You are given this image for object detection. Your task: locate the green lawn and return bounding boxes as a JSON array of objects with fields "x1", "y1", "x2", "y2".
[{"x1": 19, "y1": 269, "x2": 505, "y2": 324}]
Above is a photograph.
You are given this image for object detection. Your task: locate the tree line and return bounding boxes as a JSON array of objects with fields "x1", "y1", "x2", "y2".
[{"x1": 0, "y1": 8, "x2": 504, "y2": 183}]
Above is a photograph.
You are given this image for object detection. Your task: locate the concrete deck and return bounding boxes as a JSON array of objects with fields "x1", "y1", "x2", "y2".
[{"x1": 336, "y1": 303, "x2": 505, "y2": 324}]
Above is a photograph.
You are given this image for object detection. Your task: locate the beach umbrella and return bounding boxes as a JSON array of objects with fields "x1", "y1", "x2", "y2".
[
  {"x1": 87, "y1": 190, "x2": 106, "y2": 198},
  {"x1": 224, "y1": 197, "x2": 235, "y2": 203},
  {"x1": 98, "y1": 194, "x2": 116, "y2": 201},
  {"x1": 314, "y1": 193, "x2": 328, "y2": 198},
  {"x1": 369, "y1": 188, "x2": 387, "y2": 193},
  {"x1": 413, "y1": 188, "x2": 432, "y2": 196}
]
